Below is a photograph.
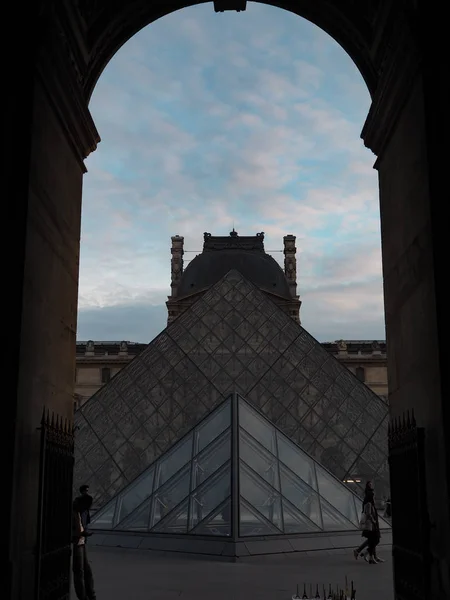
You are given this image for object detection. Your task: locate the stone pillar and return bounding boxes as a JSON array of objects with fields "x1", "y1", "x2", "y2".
[
  {"x1": 362, "y1": 4, "x2": 449, "y2": 597},
  {"x1": 283, "y1": 235, "x2": 297, "y2": 298},
  {"x1": 170, "y1": 235, "x2": 184, "y2": 298},
  {"x1": 7, "y1": 4, "x2": 99, "y2": 598},
  {"x1": 283, "y1": 235, "x2": 301, "y2": 323}
]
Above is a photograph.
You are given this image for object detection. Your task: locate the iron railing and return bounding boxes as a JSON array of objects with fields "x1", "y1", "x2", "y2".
[
  {"x1": 389, "y1": 411, "x2": 431, "y2": 600},
  {"x1": 35, "y1": 409, "x2": 74, "y2": 600}
]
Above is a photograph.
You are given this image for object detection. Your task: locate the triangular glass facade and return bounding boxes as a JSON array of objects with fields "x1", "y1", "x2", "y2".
[
  {"x1": 90, "y1": 394, "x2": 389, "y2": 537},
  {"x1": 75, "y1": 269, "x2": 389, "y2": 510},
  {"x1": 90, "y1": 397, "x2": 232, "y2": 536}
]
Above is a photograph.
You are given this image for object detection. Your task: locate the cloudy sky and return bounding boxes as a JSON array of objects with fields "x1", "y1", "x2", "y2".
[{"x1": 77, "y1": 3, "x2": 385, "y2": 344}]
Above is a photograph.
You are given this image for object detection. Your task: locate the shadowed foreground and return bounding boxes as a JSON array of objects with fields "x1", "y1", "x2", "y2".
[{"x1": 79, "y1": 545, "x2": 394, "y2": 599}]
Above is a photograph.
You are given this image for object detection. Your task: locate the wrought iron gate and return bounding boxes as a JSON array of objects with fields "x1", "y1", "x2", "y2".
[
  {"x1": 389, "y1": 411, "x2": 431, "y2": 600},
  {"x1": 35, "y1": 409, "x2": 75, "y2": 600}
]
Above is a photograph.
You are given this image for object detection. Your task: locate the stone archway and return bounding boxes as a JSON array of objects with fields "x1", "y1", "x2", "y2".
[{"x1": 7, "y1": 1, "x2": 449, "y2": 599}]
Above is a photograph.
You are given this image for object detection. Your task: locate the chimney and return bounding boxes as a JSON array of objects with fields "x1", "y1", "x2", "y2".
[
  {"x1": 170, "y1": 235, "x2": 184, "y2": 298},
  {"x1": 283, "y1": 235, "x2": 297, "y2": 298}
]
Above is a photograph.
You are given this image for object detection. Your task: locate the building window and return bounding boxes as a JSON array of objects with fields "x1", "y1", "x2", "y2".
[
  {"x1": 101, "y1": 367, "x2": 111, "y2": 383},
  {"x1": 356, "y1": 366, "x2": 365, "y2": 382}
]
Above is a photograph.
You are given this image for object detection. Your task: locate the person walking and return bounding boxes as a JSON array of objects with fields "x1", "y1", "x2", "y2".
[
  {"x1": 72, "y1": 494, "x2": 96, "y2": 599},
  {"x1": 353, "y1": 481, "x2": 385, "y2": 563},
  {"x1": 78, "y1": 484, "x2": 92, "y2": 528}
]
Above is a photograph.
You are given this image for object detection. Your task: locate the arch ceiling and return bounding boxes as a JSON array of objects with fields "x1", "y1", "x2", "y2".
[{"x1": 77, "y1": 0, "x2": 381, "y2": 101}]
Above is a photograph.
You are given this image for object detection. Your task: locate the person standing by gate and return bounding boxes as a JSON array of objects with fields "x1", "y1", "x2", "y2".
[
  {"x1": 353, "y1": 481, "x2": 385, "y2": 563},
  {"x1": 72, "y1": 494, "x2": 97, "y2": 600}
]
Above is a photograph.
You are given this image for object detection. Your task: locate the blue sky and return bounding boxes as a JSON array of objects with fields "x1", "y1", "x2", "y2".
[{"x1": 77, "y1": 3, "x2": 385, "y2": 343}]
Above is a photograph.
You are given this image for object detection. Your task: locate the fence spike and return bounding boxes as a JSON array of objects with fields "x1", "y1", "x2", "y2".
[
  {"x1": 411, "y1": 408, "x2": 416, "y2": 427},
  {"x1": 51, "y1": 412, "x2": 55, "y2": 428}
]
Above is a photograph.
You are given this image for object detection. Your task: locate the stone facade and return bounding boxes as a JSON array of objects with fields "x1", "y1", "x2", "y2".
[{"x1": 75, "y1": 339, "x2": 388, "y2": 408}]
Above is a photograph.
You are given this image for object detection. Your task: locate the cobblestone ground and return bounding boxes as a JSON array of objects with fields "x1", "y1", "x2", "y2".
[{"x1": 79, "y1": 545, "x2": 394, "y2": 600}]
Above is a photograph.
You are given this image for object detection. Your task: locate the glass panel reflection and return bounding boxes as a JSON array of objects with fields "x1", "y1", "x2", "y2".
[
  {"x1": 277, "y1": 433, "x2": 317, "y2": 490},
  {"x1": 116, "y1": 500, "x2": 150, "y2": 531},
  {"x1": 315, "y1": 465, "x2": 358, "y2": 525},
  {"x1": 279, "y1": 465, "x2": 322, "y2": 528},
  {"x1": 239, "y1": 461, "x2": 282, "y2": 529},
  {"x1": 150, "y1": 464, "x2": 190, "y2": 528},
  {"x1": 115, "y1": 466, "x2": 154, "y2": 525},
  {"x1": 239, "y1": 429, "x2": 279, "y2": 490},
  {"x1": 191, "y1": 431, "x2": 231, "y2": 490},
  {"x1": 282, "y1": 497, "x2": 321, "y2": 533},
  {"x1": 151, "y1": 499, "x2": 189, "y2": 534},
  {"x1": 191, "y1": 500, "x2": 231, "y2": 536},
  {"x1": 239, "y1": 498, "x2": 282, "y2": 537},
  {"x1": 154, "y1": 433, "x2": 193, "y2": 491},
  {"x1": 193, "y1": 397, "x2": 231, "y2": 455},
  {"x1": 238, "y1": 398, "x2": 276, "y2": 454},
  {"x1": 189, "y1": 465, "x2": 231, "y2": 529},
  {"x1": 89, "y1": 501, "x2": 116, "y2": 530},
  {"x1": 319, "y1": 497, "x2": 356, "y2": 531}
]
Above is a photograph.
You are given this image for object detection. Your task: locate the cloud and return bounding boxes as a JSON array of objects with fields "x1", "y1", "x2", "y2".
[{"x1": 78, "y1": 3, "x2": 383, "y2": 343}]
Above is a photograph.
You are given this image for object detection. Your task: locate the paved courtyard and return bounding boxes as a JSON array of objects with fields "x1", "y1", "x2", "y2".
[{"x1": 82, "y1": 545, "x2": 394, "y2": 600}]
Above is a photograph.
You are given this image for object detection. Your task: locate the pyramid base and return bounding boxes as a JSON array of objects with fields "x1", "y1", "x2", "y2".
[{"x1": 89, "y1": 528, "x2": 392, "y2": 561}]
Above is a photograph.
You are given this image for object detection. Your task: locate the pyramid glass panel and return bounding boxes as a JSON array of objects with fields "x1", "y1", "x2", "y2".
[
  {"x1": 115, "y1": 466, "x2": 155, "y2": 525},
  {"x1": 281, "y1": 497, "x2": 322, "y2": 534},
  {"x1": 188, "y1": 464, "x2": 231, "y2": 529},
  {"x1": 239, "y1": 429, "x2": 279, "y2": 490},
  {"x1": 193, "y1": 398, "x2": 231, "y2": 455},
  {"x1": 239, "y1": 499, "x2": 283, "y2": 537},
  {"x1": 315, "y1": 464, "x2": 359, "y2": 526},
  {"x1": 238, "y1": 400, "x2": 277, "y2": 455},
  {"x1": 150, "y1": 464, "x2": 191, "y2": 528},
  {"x1": 154, "y1": 434, "x2": 193, "y2": 491},
  {"x1": 190, "y1": 500, "x2": 231, "y2": 536},
  {"x1": 90, "y1": 501, "x2": 116, "y2": 530},
  {"x1": 279, "y1": 465, "x2": 322, "y2": 528},
  {"x1": 76, "y1": 270, "x2": 388, "y2": 507},
  {"x1": 276, "y1": 433, "x2": 317, "y2": 491},
  {"x1": 117, "y1": 500, "x2": 150, "y2": 531},
  {"x1": 90, "y1": 392, "x2": 388, "y2": 547},
  {"x1": 151, "y1": 499, "x2": 189, "y2": 534},
  {"x1": 319, "y1": 498, "x2": 358, "y2": 531},
  {"x1": 239, "y1": 462, "x2": 283, "y2": 530},
  {"x1": 191, "y1": 430, "x2": 231, "y2": 490}
]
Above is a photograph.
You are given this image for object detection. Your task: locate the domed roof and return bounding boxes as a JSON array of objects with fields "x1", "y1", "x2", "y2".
[{"x1": 177, "y1": 231, "x2": 292, "y2": 300}]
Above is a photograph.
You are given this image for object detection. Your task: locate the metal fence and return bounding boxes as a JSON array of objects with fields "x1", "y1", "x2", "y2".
[
  {"x1": 389, "y1": 411, "x2": 431, "y2": 600},
  {"x1": 35, "y1": 410, "x2": 75, "y2": 600}
]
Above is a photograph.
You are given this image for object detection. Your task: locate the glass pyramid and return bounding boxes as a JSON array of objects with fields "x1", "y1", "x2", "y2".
[
  {"x1": 74, "y1": 269, "x2": 389, "y2": 510},
  {"x1": 90, "y1": 394, "x2": 390, "y2": 537}
]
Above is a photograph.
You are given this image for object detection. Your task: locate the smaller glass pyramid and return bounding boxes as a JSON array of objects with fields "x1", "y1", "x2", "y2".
[{"x1": 90, "y1": 394, "x2": 389, "y2": 537}]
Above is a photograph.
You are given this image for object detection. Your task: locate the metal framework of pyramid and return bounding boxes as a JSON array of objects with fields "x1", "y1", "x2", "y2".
[
  {"x1": 74, "y1": 270, "x2": 389, "y2": 512},
  {"x1": 90, "y1": 394, "x2": 390, "y2": 543}
]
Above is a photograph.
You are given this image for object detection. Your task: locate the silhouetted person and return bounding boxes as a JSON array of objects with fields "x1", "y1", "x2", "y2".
[
  {"x1": 353, "y1": 481, "x2": 385, "y2": 563},
  {"x1": 384, "y1": 497, "x2": 392, "y2": 518},
  {"x1": 78, "y1": 484, "x2": 91, "y2": 528},
  {"x1": 72, "y1": 494, "x2": 96, "y2": 599}
]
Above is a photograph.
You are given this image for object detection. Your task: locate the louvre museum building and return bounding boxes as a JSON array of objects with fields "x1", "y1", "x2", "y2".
[{"x1": 74, "y1": 231, "x2": 390, "y2": 558}]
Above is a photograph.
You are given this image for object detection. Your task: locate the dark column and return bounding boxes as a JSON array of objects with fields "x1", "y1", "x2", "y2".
[
  {"x1": 363, "y1": 5, "x2": 449, "y2": 597},
  {"x1": 7, "y1": 3, "x2": 99, "y2": 598}
]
